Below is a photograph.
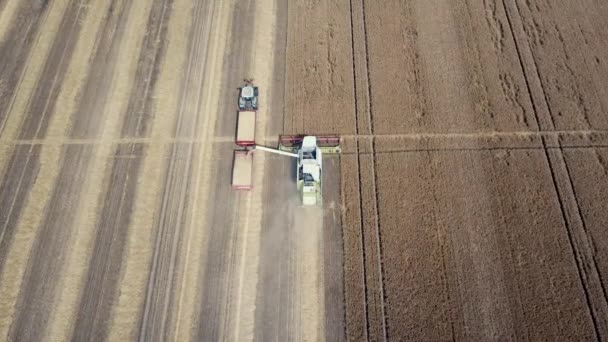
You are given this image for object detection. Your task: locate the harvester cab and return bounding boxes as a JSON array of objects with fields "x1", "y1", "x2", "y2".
[
  {"x1": 238, "y1": 80, "x2": 258, "y2": 111},
  {"x1": 297, "y1": 136, "x2": 323, "y2": 206},
  {"x1": 280, "y1": 135, "x2": 340, "y2": 206}
]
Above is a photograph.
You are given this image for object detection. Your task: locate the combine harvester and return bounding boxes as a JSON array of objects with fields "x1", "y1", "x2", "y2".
[{"x1": 231, "y1": 81, "x2": 340, "y2": 206}]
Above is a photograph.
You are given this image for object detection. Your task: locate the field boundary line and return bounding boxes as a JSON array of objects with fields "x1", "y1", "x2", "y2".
[
  {"x1": 340, "y1": 130, "x2": 608, "y2": 139},
  {"x1": 340, "y1": 145, "x2": 608, "y2": 155},
  {"x1": 3, "y1": 129, "x2": 608, "y2": 146}
]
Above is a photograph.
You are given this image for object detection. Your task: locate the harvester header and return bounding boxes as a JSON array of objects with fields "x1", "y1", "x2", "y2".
[{"x1": 278, "y1": 135, "x2": 341, "y2": 154}]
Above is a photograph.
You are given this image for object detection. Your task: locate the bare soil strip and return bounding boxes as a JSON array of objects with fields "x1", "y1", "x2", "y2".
[
  {"x1": 294, "y1": 207, "x2": 325, "y2": 341},
  {"x1": 193, "y1": 0, "x2": 258, "y2": 339},
  {"x1": 253, "y1": 2, "x2": 299, "y2": 339},
  {"x1": 0, "y1": 0, "x2": 111, "y2": 338},
  {"x1": 177, "y1": 0, "x2": 236, "y2": 338},
  {"x1": 255, "y1": 160, "x2": 297, "y2": 342},
  {"x1": 68, "y1": 0, "x2": 169, "y2": 339},
  {"x1": 0, "y1": 0, "x2": 70, "y2": 143},
  {"x1": 0, "y1": 0, "x2": 53, "y2": 129},
  {"x1": 226, "y1": 1, "x2": 276, "y2": 340},
  {"x1": 105, "y1": 1, "x2": 193, "y2": 339},
  {"x1": 0, "y1": 0, "x2": 89, "y2": 278},
  {"x1": 137, "y1": 1, "x2": 231, "y2": 339},
  {"x1": 0, "y1": 0, "x2": 21, "y2": 43},
  {"x1": 7, "y1": 1, "x2": 139, "y2": 339}
]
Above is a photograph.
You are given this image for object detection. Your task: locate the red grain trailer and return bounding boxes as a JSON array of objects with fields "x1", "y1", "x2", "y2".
[
  {"x1": 232, "y1": 150, "x2": 253, "y2": 190},
  {"x1": 236, "y1": 110, "x2": 256, "y2": 146}
]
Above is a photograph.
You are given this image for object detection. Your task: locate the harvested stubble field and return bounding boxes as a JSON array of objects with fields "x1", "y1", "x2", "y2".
[
  {"x1": 0, "y1": 0, "x2": 294, "y2": 340},
  {"x1": 286, "y1": 0, "x2": 608, "y2": 340}
]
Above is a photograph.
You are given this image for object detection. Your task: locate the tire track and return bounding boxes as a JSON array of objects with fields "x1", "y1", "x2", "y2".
[
  {"x1": 137, "y1": 1, "x2": 216, "y2": 340},
  {"x1": 254, "y1": 159, "x2": 298, "y2": 342},
  {"x1": 194, "y1": 0, "x2": 255, "y2": 339},
  {"x1": 562, "y1": 147, "x2": 608, "y2": 303},
  {"x1": 70, "y1": 1, "x2": 172, "y2": 339},
  {"x1": 427, "y1": 150, "x2": 460, "y2": 341},
  {"x1": 0, "y1": 0, "x2": 52, "y2": 131},
  {"x1": 0, "y1": 0, "x2": 88, "y2": 278},
  {"x1": 360, "y1": 0, "x2": 388, "y2": 338},
  {"x1": 347, "y1": 0, "x2": 370, "y2": 339},
  {"x1": 0, "y1": 0, "x2": 7, "y2": 15},
  {"x1": 0, "y1": 0, "x2": 111, "y2": 337},
  {"x1": 170, "y1": 0, "x2": 239, "y2": 338},
  {"x1": 7, "y1": 1, "x2": 133, "y2": 340},
  {"x1": 102, "y1": 1, "x2": 193, "y2": 338},
  {"x1": 503, "y1": 0, "x2": 555, "y2": 131},
  {"x1": 543, "y1": 138, "x2": 602, "y2": 341},
  {"x1": 504, "y1": 0, "x2": 608, "y2": 337},
  {"x1": 254, "y1": 0, "x2": 322, "y2": 338},
  {"x1": 500, "y1": 0, "x2": 542, "y2": 131},
  {"x1": 0, "y1": 1, "x2": 22, "y2": 45}
]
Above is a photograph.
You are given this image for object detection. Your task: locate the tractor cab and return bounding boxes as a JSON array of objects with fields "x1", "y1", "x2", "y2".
[{"x1": 238, "y1": 84, "x2": 259, "y2": 110}]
